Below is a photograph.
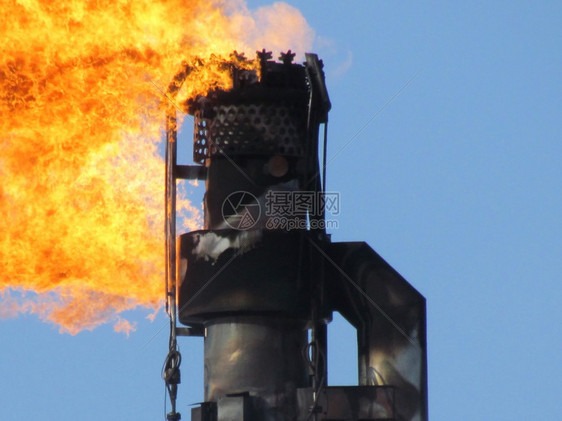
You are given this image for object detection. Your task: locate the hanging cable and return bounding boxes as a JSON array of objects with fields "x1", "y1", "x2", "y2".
[
  {"x1": 162, "y1": 341, "x2": 182, "y2": 420},
  {"x1": 303, "y1": 339, "x2": 327, "y2": 421}
]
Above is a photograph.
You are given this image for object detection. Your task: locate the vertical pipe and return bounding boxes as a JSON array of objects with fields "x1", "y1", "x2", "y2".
[
  {"x1": 165, "y1": 106, "x2": 178, "y2": 343},
  {"x1": 165, "y1": 106, "x2": 179, "y2": 417}
]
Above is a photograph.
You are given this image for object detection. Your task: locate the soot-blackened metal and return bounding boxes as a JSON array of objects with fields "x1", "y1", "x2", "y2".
[{"x1": 166, "y1": 51, "x2": 428, "y2": 421}]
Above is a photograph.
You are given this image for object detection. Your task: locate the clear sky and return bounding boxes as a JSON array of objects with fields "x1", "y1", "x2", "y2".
[{"x1": 1, "y1": 1, "x2": 561, "y2": 420}]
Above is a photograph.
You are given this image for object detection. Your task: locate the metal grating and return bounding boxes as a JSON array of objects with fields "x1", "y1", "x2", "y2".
[{"x1": 193, "y1": 102, "x2": 306, "y2": 163}]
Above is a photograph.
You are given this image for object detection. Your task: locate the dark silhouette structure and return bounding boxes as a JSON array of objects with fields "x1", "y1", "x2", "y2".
[{"x1": 162, "y1": 51, "x2": 427, "y2": 421}]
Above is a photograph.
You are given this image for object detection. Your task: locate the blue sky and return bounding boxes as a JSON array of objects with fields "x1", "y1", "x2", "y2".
[{"x1": 1, "y1": 1, "x2": 561, "y2": 420}]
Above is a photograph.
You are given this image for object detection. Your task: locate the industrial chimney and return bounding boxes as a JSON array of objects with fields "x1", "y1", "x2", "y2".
[{"x1": 162, "y1": 51, "x2": 427, "y2": 421}]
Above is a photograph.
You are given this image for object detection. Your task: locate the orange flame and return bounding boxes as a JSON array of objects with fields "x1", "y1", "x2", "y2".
[{"x1": 0, "y1": 0, "x2": 313, "y2": 334}]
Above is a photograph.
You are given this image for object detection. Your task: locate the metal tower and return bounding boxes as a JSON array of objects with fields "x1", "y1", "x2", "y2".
[{"x1": 163, "y1": 51, "x2": 427, "y2": 421}]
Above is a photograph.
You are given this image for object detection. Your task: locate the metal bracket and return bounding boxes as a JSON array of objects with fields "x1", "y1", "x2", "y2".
[{"x1": 175, "y1": 165, "x2": 207, "y2": 180}]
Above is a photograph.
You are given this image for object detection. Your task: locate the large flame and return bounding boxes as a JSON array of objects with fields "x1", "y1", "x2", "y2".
[{"x1": 0, "y1": 0, "x2": 313, "y2": 334}]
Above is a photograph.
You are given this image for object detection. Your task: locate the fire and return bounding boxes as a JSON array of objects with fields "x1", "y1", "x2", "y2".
[{"x1": 0, "y1": 0, "x2": 313, "y2": 334}]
